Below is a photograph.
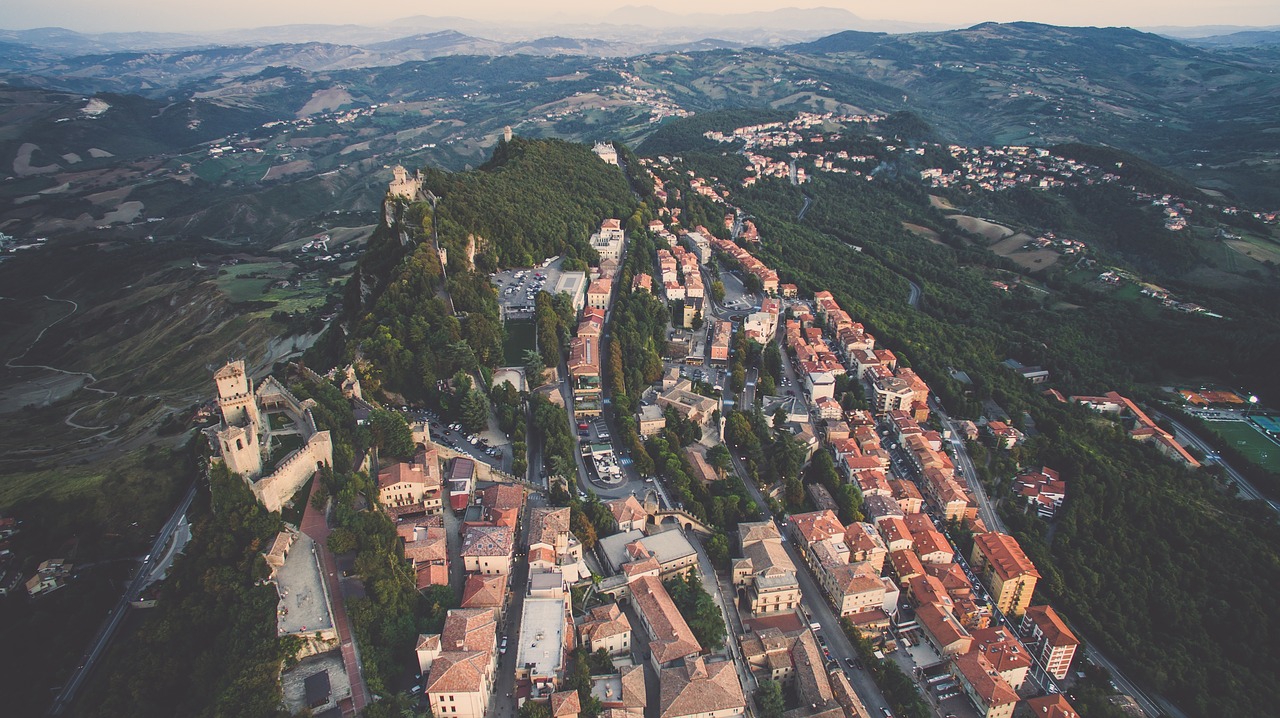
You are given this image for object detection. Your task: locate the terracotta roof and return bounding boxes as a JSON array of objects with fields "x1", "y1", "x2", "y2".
[
  {"x1": 619, "y1": 664, "x2": 648, "y2": 711},
  {"x1": 461, "y1": 573, "x2": 507, "y2": 609},
  {"x1": 1023, "y1": 605, "x2": 1079, "y2": 648},
  {"x1": 1024, "y1": 694, "x2": 1080, "y2": 718},
  {"x1": 607, "y1": 495, "x2": 648, "y2": 526},
  {"x1": 889, "y1": 549, "x2": 925, "y2": 581},
  {"x1": 738, "y1": 520, "x2": 782, "y2": 546},
  {"x1": 829, "y1": 562, "x2": 883, "y2": 596},
  {"x1": 953, "y1": 651, "x2": 1019, "y2": 708},
  {"x1": 461, "y1": 525, "x2": 514, "y2": 557},
  {"x1": 630, "y1": 575, "x2": 701, "y2": 665},
  {"x1": 973, "y1": 532, "x2": 1041, "y2": 581},
  {"x1": 580, "y1": 603, "x2": 632, "y2": 643},
  {"x1": 440, "y1": 608, "x2": 498, "y2": 652},
  {"x1": 481, "y1": 483, "x2": 524, "y2": 511},
  {"x1": 530, "y1": 506, "x2": 572, "y2": 549},
  {"x1": 424, "y1": 651, "x2": 488, "y2": 693},
  {"x1": 789, "y1": 631, "x2": 833, "y2": 708},
  {"x1": 404, "y1": 527, "x2": 448, "y2": 563},
  {"x1": 843, "y1": 522, "x2": 887, "y2": 555},
  {"x1": 916, "y1": 602, "x2": 971, "y2": 652},
  {"x1": 971, "y1": 625, "x2": 1031, "y2": 675},
  {"x1": 658, "y1": 658, "x2": 745, "y2": 718},
  {"x1": 551, "y1": 690, "x2": 581, "y2": 717},
  {"x1": 789, "y1": 510, "x2": 844, "y2": 545},
  {"x1": 912, "y1": 528, "x2": 953, "y2": 562}
]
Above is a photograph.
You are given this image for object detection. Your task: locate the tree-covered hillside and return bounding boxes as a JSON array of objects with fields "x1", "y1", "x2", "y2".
[{"x1": 307, "y1": 137, "x2": 637, "y2": 400}]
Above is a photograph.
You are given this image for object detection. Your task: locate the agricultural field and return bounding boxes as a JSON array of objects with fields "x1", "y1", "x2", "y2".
[
  {"x1": 1208, "y1": 419, "x2": 1280, "y2": 472},
  {"x1": 947, "y1": 213, "x2": 1014, "y2": 242}
]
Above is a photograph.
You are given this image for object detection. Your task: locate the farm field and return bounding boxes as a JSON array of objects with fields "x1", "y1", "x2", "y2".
[{"x1": 947, "y1": 213, "x2": 1014, "y2": 241}]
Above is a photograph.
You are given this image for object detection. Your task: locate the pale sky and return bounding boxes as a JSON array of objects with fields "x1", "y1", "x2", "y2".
[{"x1": 2, "y1": 1, "x2": 1277, "y2": 34}]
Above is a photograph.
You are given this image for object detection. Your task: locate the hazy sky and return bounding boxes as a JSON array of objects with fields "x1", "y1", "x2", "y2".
[{"x1": 2, "y1": 1, "x2": 1277, "y2": 33}]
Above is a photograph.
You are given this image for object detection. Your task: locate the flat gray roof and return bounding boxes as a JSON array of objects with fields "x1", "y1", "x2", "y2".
[{"x1": 516, "y1": 596, "x2": 568, "y2": 679}]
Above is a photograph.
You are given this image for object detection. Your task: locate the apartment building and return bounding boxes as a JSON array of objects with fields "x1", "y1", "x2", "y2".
[
  {"x1": 970, "y1": 533, "x2": 1040, "y2": 617},
  {"x1": 1021, "y1": 605, "x2": 1080, "y2": 680}
]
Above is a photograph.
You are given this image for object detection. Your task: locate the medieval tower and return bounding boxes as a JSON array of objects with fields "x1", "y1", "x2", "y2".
[{"x1": 214, "y1": 360, "x2": 264, "y2": 478}]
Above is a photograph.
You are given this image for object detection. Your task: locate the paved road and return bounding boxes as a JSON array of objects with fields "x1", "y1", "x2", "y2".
[
  {"x1": 930, "y1": 400, "x2": 1002, "y2": 533},
  {"x1": 50, "y1": 479, "x2": 198, "y2": 715},
  {"x1": 1151, "y1": 409, "x2": 1279, "y2": 513},
  {"x1": 906, "y1": 279, "x2": 921, "y2": 309},
  {"x1": 797, "y1": 195, "x2": 813, "y2": 222},
  {"x1": 930, "y1": 398, "x2": 1186, "y2": 718},
  {"x1": 726, "y1": 453, "x2": 894, "y2": 716}
]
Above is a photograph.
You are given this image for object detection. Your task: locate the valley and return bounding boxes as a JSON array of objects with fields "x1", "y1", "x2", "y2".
[{"x1": 0, "y1": 13, "x2": 1278, "y2": 718}]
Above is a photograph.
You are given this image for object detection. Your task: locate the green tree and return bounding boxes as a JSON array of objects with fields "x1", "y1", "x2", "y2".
[
  {"x1": 369, "y1": 409, "x2": 416, "y2": 460},
  {"x1": 327, "y1": 526, "x2": 358, "y2": 554},
  {"x1": 711, "y1": 280, "x2": 726, "y2": 303},
  {"x1": 706, "y1": 532, "x2": 730, "y2": 569},
  {"x1": 664, "y1": 572, "x2": 726, "y2": 650},
  {"x1": 520, "y1": 702, "x2": 551, "y2": 718},
  {"x1": 461, "y1": 389, "x2": 490, "y2": 433},
  {"x1": 755, "y1": 680, "x2": 785, "y2": 718},
  {"x1": 523, "y1": 349, "x2": 546, "y2": 388}
]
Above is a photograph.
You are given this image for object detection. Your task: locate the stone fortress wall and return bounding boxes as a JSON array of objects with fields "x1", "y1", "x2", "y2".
[{"x1": 210, "y1": 361, "x2": 333, "y2": 513}]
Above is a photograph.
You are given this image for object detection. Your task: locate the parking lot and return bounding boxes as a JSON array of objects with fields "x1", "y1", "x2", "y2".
[{"x1": 491, "y1": 258, "x2": 573, "y2": 317}]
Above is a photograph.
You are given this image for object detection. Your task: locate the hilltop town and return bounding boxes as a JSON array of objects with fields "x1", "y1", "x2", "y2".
[{"x1": 166, "y1": 138, "x2": 1145, "y2": 718}]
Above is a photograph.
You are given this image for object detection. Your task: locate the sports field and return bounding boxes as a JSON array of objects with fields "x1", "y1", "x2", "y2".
[{"x1": 1208, "y1": 419, "x2": 1280, "y2": 472}]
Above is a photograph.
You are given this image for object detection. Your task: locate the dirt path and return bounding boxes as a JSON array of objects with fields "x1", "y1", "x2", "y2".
[{"x1": 3, "y1": 295, "x2": 119, "y2": 432}]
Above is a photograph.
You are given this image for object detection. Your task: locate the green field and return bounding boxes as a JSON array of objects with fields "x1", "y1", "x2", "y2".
[
  {"x1": 1208, "y1": 420, "x2": 1280, "y2": 472},
  {"x1": 503, "y1": 319, "x2": 537, "y2": 367}
]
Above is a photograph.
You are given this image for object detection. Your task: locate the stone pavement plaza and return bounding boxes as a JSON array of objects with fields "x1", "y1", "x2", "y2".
[{"x1": 275, "y1": 532, "x2": 335, "y2": 636}]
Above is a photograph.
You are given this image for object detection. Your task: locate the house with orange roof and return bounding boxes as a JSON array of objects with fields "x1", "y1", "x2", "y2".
[
  {"x1": 916, "y1": 602, "x2": 972, "y2": 656},
  {"x1": 629, "y1": 574, "x2": 702, "y2": 670},
  {"x1": 970, "y1": 625, "x2": 1031, "y2": 689},
  {"x1": 378, "y1": 446, "x2": 443, "y2": 514},
  {"x1": 1021, "y1": 605, "x2": 1079, "y2": 680},
  {"x1": 578, "y1": 603, "x2": 633, "y2": 656},
  {"x1": 971, "y1": 533, "x2": 1040, "y2": 616},
  {"x1": 1024, "y1": 694, "x2": 1081, "y2": 718},
  {"x1": 658, "y1": 656, "x2": 745, "y2": 718},
  {"x1": 951, "y1": 651, "x2": 1019, "y2": 718}
]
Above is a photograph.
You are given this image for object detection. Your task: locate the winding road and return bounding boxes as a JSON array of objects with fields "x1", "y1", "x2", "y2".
[
  {"x1": 906, "y1": 279, "x2": 921, "y2": 309},
  {"x1": 3, "y1": 295, "x2": 119, "y2": 432}
]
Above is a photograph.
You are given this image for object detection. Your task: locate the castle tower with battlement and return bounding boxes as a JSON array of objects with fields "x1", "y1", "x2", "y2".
[
  {"x1": 208, "y1": 359, "x2": 332, "y2": 511},
  {"x1": 388, "y1": 165, "x2": 423, "y2": 200}
]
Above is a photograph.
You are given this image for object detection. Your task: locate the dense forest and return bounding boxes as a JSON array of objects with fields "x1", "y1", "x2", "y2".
[
  {"x1": 78, "y1": 461, "x2": 291, "y2": 718},
  {"x1": 641, "y1": 114, "x2": 1280, "y2": 717}
]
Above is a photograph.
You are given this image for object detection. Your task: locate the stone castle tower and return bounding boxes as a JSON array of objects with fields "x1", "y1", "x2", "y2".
[
  {"x1": 214, "y1": 360, "x2": 263, "y2": 478},
  {"x1": 503, "y1": 125, "x2": 513, "y2": 143},
  {"x1": 388, "y1": 165, "x2": 423, "y2": 200}
]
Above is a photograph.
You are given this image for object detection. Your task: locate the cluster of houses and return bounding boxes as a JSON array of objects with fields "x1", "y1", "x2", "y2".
[
  {"x1": 1070, "y1": 391, "x2": 1201, "y2": 467},
  {"x1": 702, "y1": 112, "x2": 886, "y2": 188},
  {"x1": 634, "y1": 160, "x2": 1101, "y2": 717}
]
